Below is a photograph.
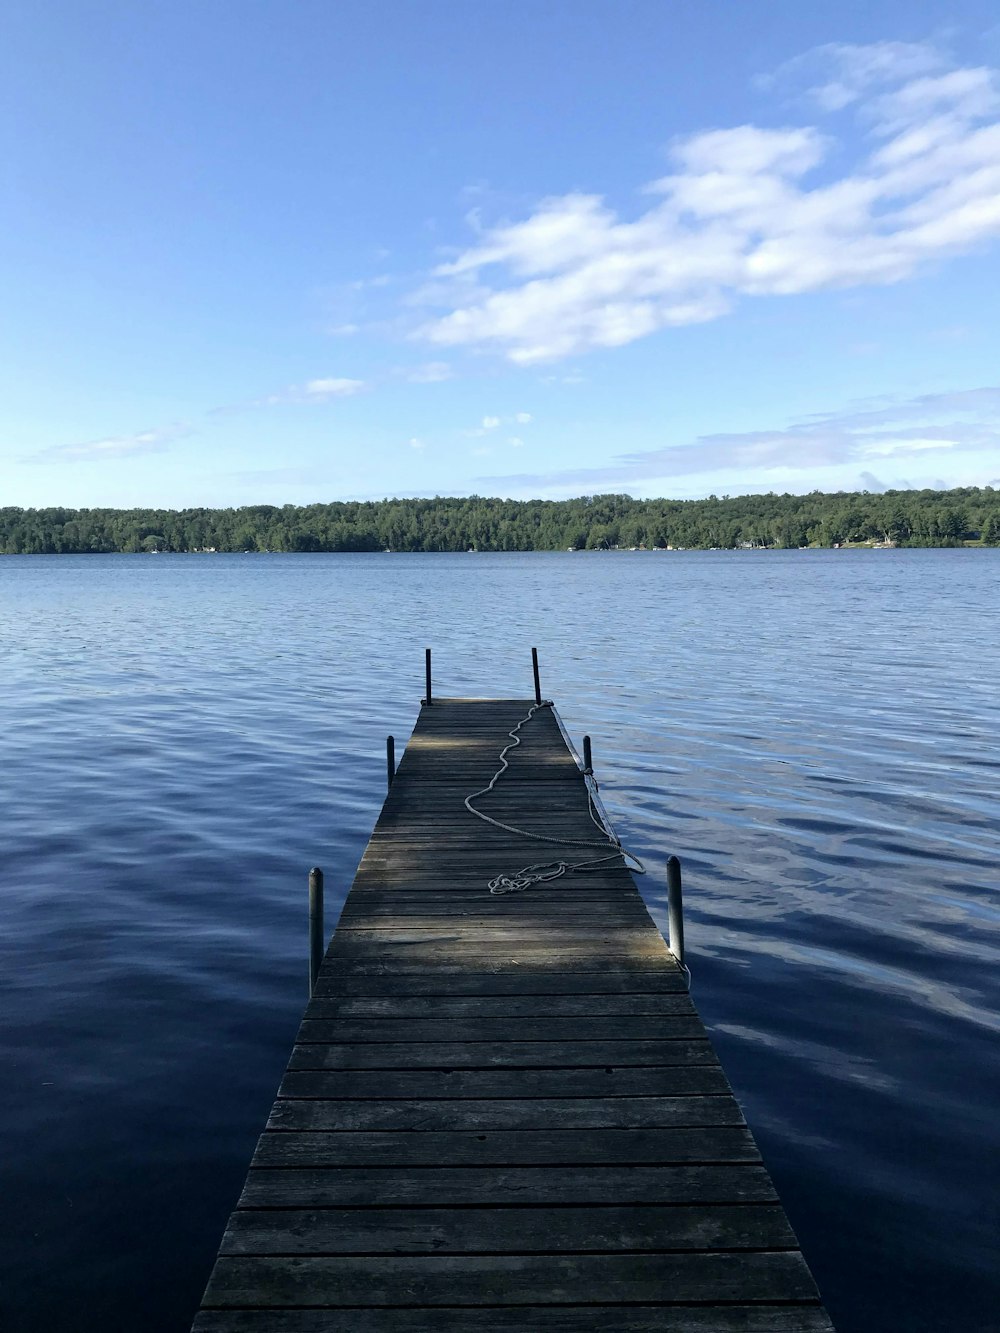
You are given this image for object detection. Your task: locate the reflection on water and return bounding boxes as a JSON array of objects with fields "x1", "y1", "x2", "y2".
[{"x1": 1, "y1": 550, "x2": 998, "y2": 1331}]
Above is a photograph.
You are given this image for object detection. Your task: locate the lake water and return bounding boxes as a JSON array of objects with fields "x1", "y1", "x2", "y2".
[{"x1": 2, "y1": 550, "x2": 998, "y2": 1332}]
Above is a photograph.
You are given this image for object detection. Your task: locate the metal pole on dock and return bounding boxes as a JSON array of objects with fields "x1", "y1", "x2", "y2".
[
  {"x1": 583, "y1": 734, "x2": 593, "y2": 774},
  {"x1": 531, "y1": 647, "x2": 542, "y2": 705},
  {"x1": 666, "y1": 855, "x2": 684, "y2": 968},
  {"x1": 423, "y1": 648, "x2": 432, "y2": 705},
  {"x1": 308, "y1": 867, "x2": 324, "y2": 997},
  {"x1": 386, "y1": 735, "x2": 395, "y2": 789}
]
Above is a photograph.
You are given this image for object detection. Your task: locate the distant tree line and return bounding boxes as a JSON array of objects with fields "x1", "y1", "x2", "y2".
[{"x1": 2, "y1": 487, "x2": 999, "y2": 554}]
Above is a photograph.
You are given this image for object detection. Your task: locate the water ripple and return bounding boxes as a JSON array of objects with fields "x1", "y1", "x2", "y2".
[{"x1": 1, "y1": 550, "x2": 998, "y2": 1333}]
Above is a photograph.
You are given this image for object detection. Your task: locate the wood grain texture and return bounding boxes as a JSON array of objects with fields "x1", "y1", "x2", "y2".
[
  {"x1": 202, "y1": 1250, "x2": 821, "y2": 1307},
  {"x1": 302, "y1": 993, "x2": 698, "y2": 1018},
  {"x1": 238, "y1": 1164, "x2": 779, "y2": 1208},
  {"x1": 219, "y1": 1203, "x2": 798, "y2": 1254},
  {"x1": 265, "y1": 1093, "x2": 746, "y2": 1132},
  {"x1": 249, "y1": 1126, "x2": 763, "y2": 1167},
  {"x1": 277, "y1": 1065, "x2": 731, "y2": 1099},
  {"x1": 194, "y1": 1308, "x2": 833, "y2": 1332},
  {"x1": 197, "y1": 1306, "x2": 837, "y2": 1327},
  {"x1": 190, "y1": 697, "x2": 830, "y2": 1329}
]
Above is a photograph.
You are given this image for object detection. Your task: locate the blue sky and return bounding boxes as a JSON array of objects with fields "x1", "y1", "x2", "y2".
[{"x1": 3, "y1": 0, "x2": 1000, "y2": 508}]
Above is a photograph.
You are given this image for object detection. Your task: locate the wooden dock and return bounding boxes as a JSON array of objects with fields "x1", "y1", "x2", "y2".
[{"x1": 193, "y1": 695, "x2": 831, "y2": 1331}]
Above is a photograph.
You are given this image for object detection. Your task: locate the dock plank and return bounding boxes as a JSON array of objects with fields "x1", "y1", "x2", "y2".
[
  {"x1": 238, "y1": 1164, "x2": 778, "y2": 1208},
  {"x1": 203, "y1": 1250, "x2": 820, "y2": 1307},
  {"x1": 249, "y1": 1126, "x2": 763, "y2": 1167},
  {"x1": 295, "y1": 1015, "x2": 703, "y2": 1040},
  {"x1": 191, "y1": 696, "x2": 831, "y2": 1330},
  {"x1": 278, "y1": 1066, "x2": 731, "y2": 1098},
  {"x1": 194, "y1": 1311, "x2": 833, "y2": 1333},
  {"x1": 266, "y1": 1093, "x2": 746, "y2": 1132},
  {"x1": 302, "y1": 994, "x2": 698, "y2": 1018},
  {"x1": 220, "y1": 1203, "x2": 798, "y2": 1254}
]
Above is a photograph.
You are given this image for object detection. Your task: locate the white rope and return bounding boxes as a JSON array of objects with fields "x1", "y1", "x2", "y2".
[{"x1": 463, "y1": 700, "x2": 646, "y2": 894}]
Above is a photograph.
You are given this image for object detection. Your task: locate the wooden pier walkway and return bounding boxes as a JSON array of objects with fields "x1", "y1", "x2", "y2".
[{"x1": 193, "y1": 695, "x2": 831, "y2": 1331}]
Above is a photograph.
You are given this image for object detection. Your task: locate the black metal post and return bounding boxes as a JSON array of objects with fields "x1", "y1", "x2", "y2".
[
  {"x1": 582, "y1": 734, "x2": 592, "y2": 774},
  {"x1": 666, "y1": 855, "x2": 684, "y2": 968},
  {"x1": 531, "y1": 646, "x2": 541, "y2": 705},
  {"x1": 308, "y1": 866, "x2": 324, "y2": 997},
  {"x1": 423, "y1": 648, "x2": 432, "y2": 705},
  {"x1": 386, "y1": 735, "x2": 395, "y2": 789}
]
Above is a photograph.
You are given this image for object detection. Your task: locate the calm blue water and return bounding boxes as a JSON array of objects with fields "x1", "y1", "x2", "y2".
[{"x1": 2, "y1": 551, "x2": 998, "y2": 1331}]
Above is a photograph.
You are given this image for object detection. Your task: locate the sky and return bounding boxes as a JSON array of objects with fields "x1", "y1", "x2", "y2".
[{"x1": 3, "y1": 0, "x2": 1000, "y2": 509}]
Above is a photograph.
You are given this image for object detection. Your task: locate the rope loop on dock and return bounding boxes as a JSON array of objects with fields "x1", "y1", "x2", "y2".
[{"x1": 463, "y1": 700, "x2": 646, "y2": 894}]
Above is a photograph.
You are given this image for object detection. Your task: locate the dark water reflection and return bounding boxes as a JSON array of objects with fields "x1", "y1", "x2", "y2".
[{"x1": 1, "y1": 550, "x2": 998, "y2": 1331}]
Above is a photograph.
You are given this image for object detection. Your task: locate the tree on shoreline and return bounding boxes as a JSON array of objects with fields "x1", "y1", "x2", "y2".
[{"x1": 1, "y1": 487, "x2": 997, "y2": 555}]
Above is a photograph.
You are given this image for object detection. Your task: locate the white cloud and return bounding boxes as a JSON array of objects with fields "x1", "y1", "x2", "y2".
[
  {"x1": 767, "y1": 40, "x2": 948, "y2": 113},
  {"x1": 508, "y1": 436, "x2": 525, "y2": 448},
  {"x1": 327, "y1": 323, "x2": 360, "y2": 337},
  {"x1": 408, "y1": 437, "x2": 426, "y2": 450},
  {"x1": 471, "y1": 386, "x2": 1000, "y2": 492},
  {"x1": 413, "y1": 41, "x2": 1000, "y2": 363},
  {"x1": 303, "y1": 377, "x2": 368, "y2": 398},
  {"x1": 31, "y1": 423, "x2": 191, "y2": 463},
  {"x1": 466, "y1": 411, "x2": 532, "y2": 437}
]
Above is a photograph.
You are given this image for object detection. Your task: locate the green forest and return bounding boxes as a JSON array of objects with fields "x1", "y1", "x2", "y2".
[{"x1": 2, "y1": 486, "x2": 998, "y2": 554}]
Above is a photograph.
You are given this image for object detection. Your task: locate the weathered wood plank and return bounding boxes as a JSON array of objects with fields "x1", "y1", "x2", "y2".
[
  {"x1": 328, "y1": 927, "x2": 664, "y2": 945},
  {"x1": 202, "y1": 1250, "x2": 821, "y2": 1307},
  {"x1": 194, "y1": 1308, "x2": 834, "y2": 1332},
  {"x1": 249, "y1": 1126, "x2": 763, "y2": 1168},
  {"x1": 336, "y1": 908, "x2": 654, "y2": 923},
  {"x1": 289, "y1": 1029, "x2": 714, "y2": 1061},
  {"x1": 238, "y1": 1164, "x2": 777, "y2": 1208},
  {"x1": 266, "y1": 1094, "x2": 744, "y2": 1132},
  {"x1": 342, "y1": 883, "x2": 644, "y2": 897},
  {"x1": 338, "y1": 892, "x2": 646, "y2": 908},
  {"x1": 395, "y1": 756, "x2": 580, "y2": 776},
  {"x1": 310, "y1": 970, "x2": 691, "y2": 996},
  {"x1": 296, "y1": 1016, "x2": 702, "y2": 1041},
  {"x1": 323, "y1": 937, "x2": 676, "y2": 961},
  {"x1": 220, "y1": 1203, "x2": 798, "y2": 1255},
  {"x1": 351, "y1": 857, "x2": 638, "y2": 875},
  {"x1": 302, "y1": 994, "x2": 698, "y2": 1019},
  {"x1": 278, "y1": 1066, "x2": 730, "y2": 1099},
  {"x1": 318, "y1": 956, "x2": 679, "y2": 976}
]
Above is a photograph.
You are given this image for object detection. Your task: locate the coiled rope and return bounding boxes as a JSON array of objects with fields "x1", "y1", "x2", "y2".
[{"x1": 463, "y1": 700, "x2": 646, "y2": 894}]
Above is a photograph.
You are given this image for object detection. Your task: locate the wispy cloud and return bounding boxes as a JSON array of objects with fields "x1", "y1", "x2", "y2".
[
  {"x1": 30, "y1": 423, "x2": 192, "y2": 464},
  {"x1": 406, "y1": 361, "x2": 454, "y2": 383},
  {"x1": 254, "y1": 376, "x2": 370, "y2": 407},
  {"x1": 540, "y1": 370, "x2": 587, "y2": 385},
  {"x1": 412, "y1": 40, "x2": 1000, "y2": 363},
  {"x1": 471, "y1": 386, "x2": 1000, "y2": 492},
  {"x1": 464, "y1": 411, "x2": 534, "y2": 438},
  {"x1": 350, "y1": 273, "x2": 392, "y2": 291},
  {"x1": 301, "y1": 377, "x2": 368, "y2": 399},
  {"x1": 762, "y1": 40, "x2": 949, "y2": 112}
]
